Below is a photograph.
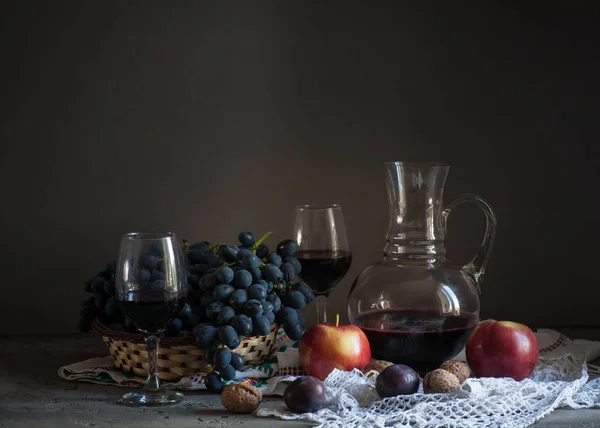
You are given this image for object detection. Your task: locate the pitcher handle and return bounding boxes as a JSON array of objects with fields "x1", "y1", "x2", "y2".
[{"x1": 442, "y1": 193, "x2": 497, "y2": 293}]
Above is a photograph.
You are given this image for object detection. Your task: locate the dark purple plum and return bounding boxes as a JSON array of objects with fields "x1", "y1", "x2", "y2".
[
  {"x1": 376, "y1": 364, "x2": 420, "y2": 398},
  {"x1": 283, "y1": 376, "x2": 326, "y2": 413}
]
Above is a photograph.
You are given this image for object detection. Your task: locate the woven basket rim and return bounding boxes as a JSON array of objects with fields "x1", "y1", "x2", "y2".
[{"x1": 91, "y1": 318, "x2": 278, "y2": 346}]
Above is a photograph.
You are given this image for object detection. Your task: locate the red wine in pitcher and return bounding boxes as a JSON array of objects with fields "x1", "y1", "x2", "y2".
[
  {"x1": 296, "y1": 250, "x2": 352, "y2": 296},
  {"x1": 357, "y1": 309, "x2": 477, "y2": 374}
]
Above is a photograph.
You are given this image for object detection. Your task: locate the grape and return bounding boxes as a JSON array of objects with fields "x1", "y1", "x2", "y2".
[
  {"x1": 261, "y1": 300, "x2": 273, "y2": 314},
  {"x1": 206, "y1": 302, "x2": 224, "y2": 320},
  {"x1": 218, "y1": 325, "x2": 240, "y2": 349},
  {"x1": 283, "y1": 376, "x2": 326, "y2": 413},
  {"x1": 250, "y1": 267, "x2": 262, "y2": 282},
  {"x1": 296, "y1": 282, "x2": 315, "y2": 303},
  {"x1": 257, "y1": 279, "x2": 268, "y2": 289},
  {"x1": 187, "y1": 274, "x2": 200, "y2": 288},
  {"x1": 205, "y1": 371, "x2": 223, "y2": 393},
  {"x1": 80, "y1": 298, "x2": 96, "y2": 321},
  {"x1": 229, "y1": 289, "x2": 248, "y2": 312},
  {"x1": 264, "y1": 311, "x2": 275, "y2": 325},
  {"x1": 189, "y1": 263, "x2": 208, "y2": 276},
  {"x1": 283, "y1": 256, "x2": 302, "y2": 275},
  {"x1": 280, "y1": 262, "x2": 296, "y2": 281},
  {"x1": 230, "y1": 353, "x2": 245, "y2": 371},
  {"x1": 376, "y1": 364, "x2": 420, "y2": 397},
  {"x1": 282, "y1": 290, "x2": 307, "y2": 309},
  {"x1": 195, "y1": 325, "x2": 218, "y2": 348},
  {"x1": 94, "y1": 291, "x2": 108, "y2": 311},
  {"x1": 216, "y1": 267, "x2": 234, "y2": 284},
  {"x1": 105, "y1": 261, "x2": 116, "y2": 274},
  {"x1": 235, "y1": 248, "x2": 252, "y2": 261},
  {"x1": 217, "y1": 244, "x2": 239, "y2": 263},
  {"x1": 241, "y1": 254, "x2": 260, "y2": 270},
  {"x1": 238, "y1": 232, "x2": 256, "y2": 247},
  {"x1": 277, "y1": 239, "x2": 297, "y2": 257},
  {"x1": 200, "y1": 253, "x2": 220, "y2": 265},
  {"x1": 109, "y1": 323, "x2": 125, "y2": 331},
  {"x1": 266, "y1": 252, "x2": 282, "y2": 267},
  {"x1": 277, "y1": 307, "x2": 298, "y2": 328},
  {"x1": 190, "y1": 241, "x2": 211, "y2": 253},
  {"x1": 265, "y1": 294, "x2": 281, "y2": 312},
  {"x1": 213, "y1": 348, "x2": 232, "y2": 368},
  {"x1": 148, "y1": 241, "x2": 164, "y2": 256},
  {"x1": 91, "y1": 276, "x2": 106, "y2": 292},
  {"x1": 255, "y1": 244, "x2": 269, "y2": 259},
  {"x1": 247, "y1": 284, "x2": 267, "y2": 301},
  {"x1": 137, "y1": 269, "x2": 151, "y2": 283},
  {"x1": 199, "y1": 273, "x2": 218, "y2": 291},
  {"x1": 167, "y1": 318, "x2": 183, "y2": 334},
  {"x1": 104, "y1": 297, "x2": 117, "y2": 317},
  {"x1": 212, "y1": 284, "x2": 235, "y2": 303},
  {"x1": 262, "y1": 264, "x2": 283, "y2": 282},
  {"x1": 286, "y1": 323, "x2": 304, "y2": 341},
  {"x1": 151, "y1": 269, "x2": 166, "y2": 281},
  {"x1": 252, "y1": 315, "x2": 271, "y2": 336},
  {"x1": 297, "y1": 310, "x2": 305, "y2": 327},
  {"x1": 157, "y1": 258, "x2": 166, "y2": 273},
  {"x1": 207, "y1": 258, "x2": 224, "y2": 269},
  {"x1": 206, "y1": 267, "x2": 218, "y2": 275},
  {"x1": 204, "y1": 345, "x2": 217, "y2": 364},
  {"x1": 243, "y1": 299, "x2": 263, "y2": 317},
  {"x1": 149, "y1": 279, "x2": 166, "y2": 290},
  {"x1": 233, "y1": 269, "x2": 252, "y2": 289},
  {"x1": 219, "y1": 364, "x2": 236, "y2": 381},
  {"x1": 184, "y1": 313, "x2": 199, "y2": 329},
  {"x1": 217, "y1": 306, "x2": 236, "y2": 325},
  {"x1": 199, "y1": 293, "x2": 214, "y2": 311},
  {"x1": 231, "y1": 314, "x2": 253, "y2": 336},
  {"x1": 141, "y1": 253, "x2": 159, "y2": 270},
  {"x1": 103, "y1": 280, "x2": 115, "y2": 296}
]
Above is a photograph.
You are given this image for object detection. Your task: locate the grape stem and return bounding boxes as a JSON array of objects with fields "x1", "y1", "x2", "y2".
[{"x1": 250, "y1": 231, "x2": 273, "y2": 252}]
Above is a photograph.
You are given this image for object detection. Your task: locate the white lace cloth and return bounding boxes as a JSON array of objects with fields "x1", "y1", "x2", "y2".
[{"x1": 258, "y1": 354, "x2": 600, "y2": 427}]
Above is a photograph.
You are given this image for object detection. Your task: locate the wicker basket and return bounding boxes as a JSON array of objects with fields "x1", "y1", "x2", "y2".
[{"x1": 92, "y1": 319, "x2": 278, "y2": 381}]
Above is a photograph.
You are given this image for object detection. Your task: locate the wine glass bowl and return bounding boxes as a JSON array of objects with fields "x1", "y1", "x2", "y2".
[
  {"x1": 115, "y1": 232, "x2": 187, "y2": 406},
  {"x1": 293, "y1": 204, "x2": 352, "y2": 323}
]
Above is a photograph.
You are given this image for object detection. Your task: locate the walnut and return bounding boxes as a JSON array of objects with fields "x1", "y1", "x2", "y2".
[
  {"x1": 439, "y1": 360, "x2": 471, "y2": 384},
  {"x1": 423, "y1": 369, "x2": 460, "y2": 394},
  {"x1": 363, "y1": 359, "x2": 394, "y2": 374},
  {"x1": 220, "y1": 383, "x2": 262, "y2": 414}
]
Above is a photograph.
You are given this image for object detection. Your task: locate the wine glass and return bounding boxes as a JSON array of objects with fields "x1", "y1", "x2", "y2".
[
  {"x1": 293, "y1": 204, "x2": 352, "y2": 323},
  {"x1": 115, "y1": 232, "x2": 187, "y2": 406}
]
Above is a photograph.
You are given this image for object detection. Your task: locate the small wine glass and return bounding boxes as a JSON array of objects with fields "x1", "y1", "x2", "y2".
[
  {"x1": 115, "y1": 232, "x2": 187, "y2": 406},
  {"x1": 293, "y1": 204, "x2": 352, "y2": 323}
]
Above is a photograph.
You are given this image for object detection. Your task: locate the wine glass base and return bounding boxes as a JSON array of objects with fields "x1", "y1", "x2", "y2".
[{"x1": 118, "y1": 390, "x2": 184, "y2": 407}]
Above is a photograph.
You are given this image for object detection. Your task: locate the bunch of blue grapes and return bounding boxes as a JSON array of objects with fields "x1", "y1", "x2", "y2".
[{"x1": 187, "y1": 232, "x2": 314, "y2": 393}]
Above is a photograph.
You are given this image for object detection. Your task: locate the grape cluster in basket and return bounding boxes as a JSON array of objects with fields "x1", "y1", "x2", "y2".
[
  {"x1": 78, "y1": 231, "x2": 314, "y2": 393},
  {"x1": 187, "y1": 232, "x2": 314, "y2": 392}
]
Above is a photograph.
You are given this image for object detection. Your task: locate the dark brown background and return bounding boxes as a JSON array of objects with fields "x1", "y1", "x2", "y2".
[{"x1": 1, "y1": 1, "x2": 598, "y2": 335}]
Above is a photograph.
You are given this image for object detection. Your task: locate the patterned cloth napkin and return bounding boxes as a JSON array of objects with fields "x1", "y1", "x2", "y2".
[
  {"x1": 58, "y1": 326, "x2": 600, "y2": 395},
  {"x1": 58, "y1": 327, "x2": 303, "y2": 395}
]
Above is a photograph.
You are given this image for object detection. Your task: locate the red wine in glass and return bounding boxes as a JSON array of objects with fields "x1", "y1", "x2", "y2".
[
  {"x1": 296, "y1": 249, "x2": 353, "y2": 297},
  {"x1": 293, "y1": 204, "x2": 351, "y2": 323},
  {"x1": 356, "y1": 308, "x2": 478, "y2": 374},
  {"x1": 119, "y1": 289, "x2": 184, "y2": 334}
]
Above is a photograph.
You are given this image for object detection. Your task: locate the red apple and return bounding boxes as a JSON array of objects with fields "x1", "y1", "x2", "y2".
[
  {"x1": 299, "y1": 318, "x2": 371, "y2": 380},
  {"x1": 466, "y1": 320, "x2": 539, "y2": 381}
]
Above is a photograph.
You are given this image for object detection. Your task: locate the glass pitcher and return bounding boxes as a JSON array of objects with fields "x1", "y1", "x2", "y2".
[{"x1": 348, "y1": 161, "x2": 497, "y2": 373}]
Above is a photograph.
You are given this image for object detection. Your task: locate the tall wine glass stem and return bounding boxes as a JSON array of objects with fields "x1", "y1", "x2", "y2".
[
  {"x1": 144, "y1": 335, "x2": 161, "y2": 391},
  {"x1": 316, "y1": 295, "x2": 328, "y2": 323}
]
